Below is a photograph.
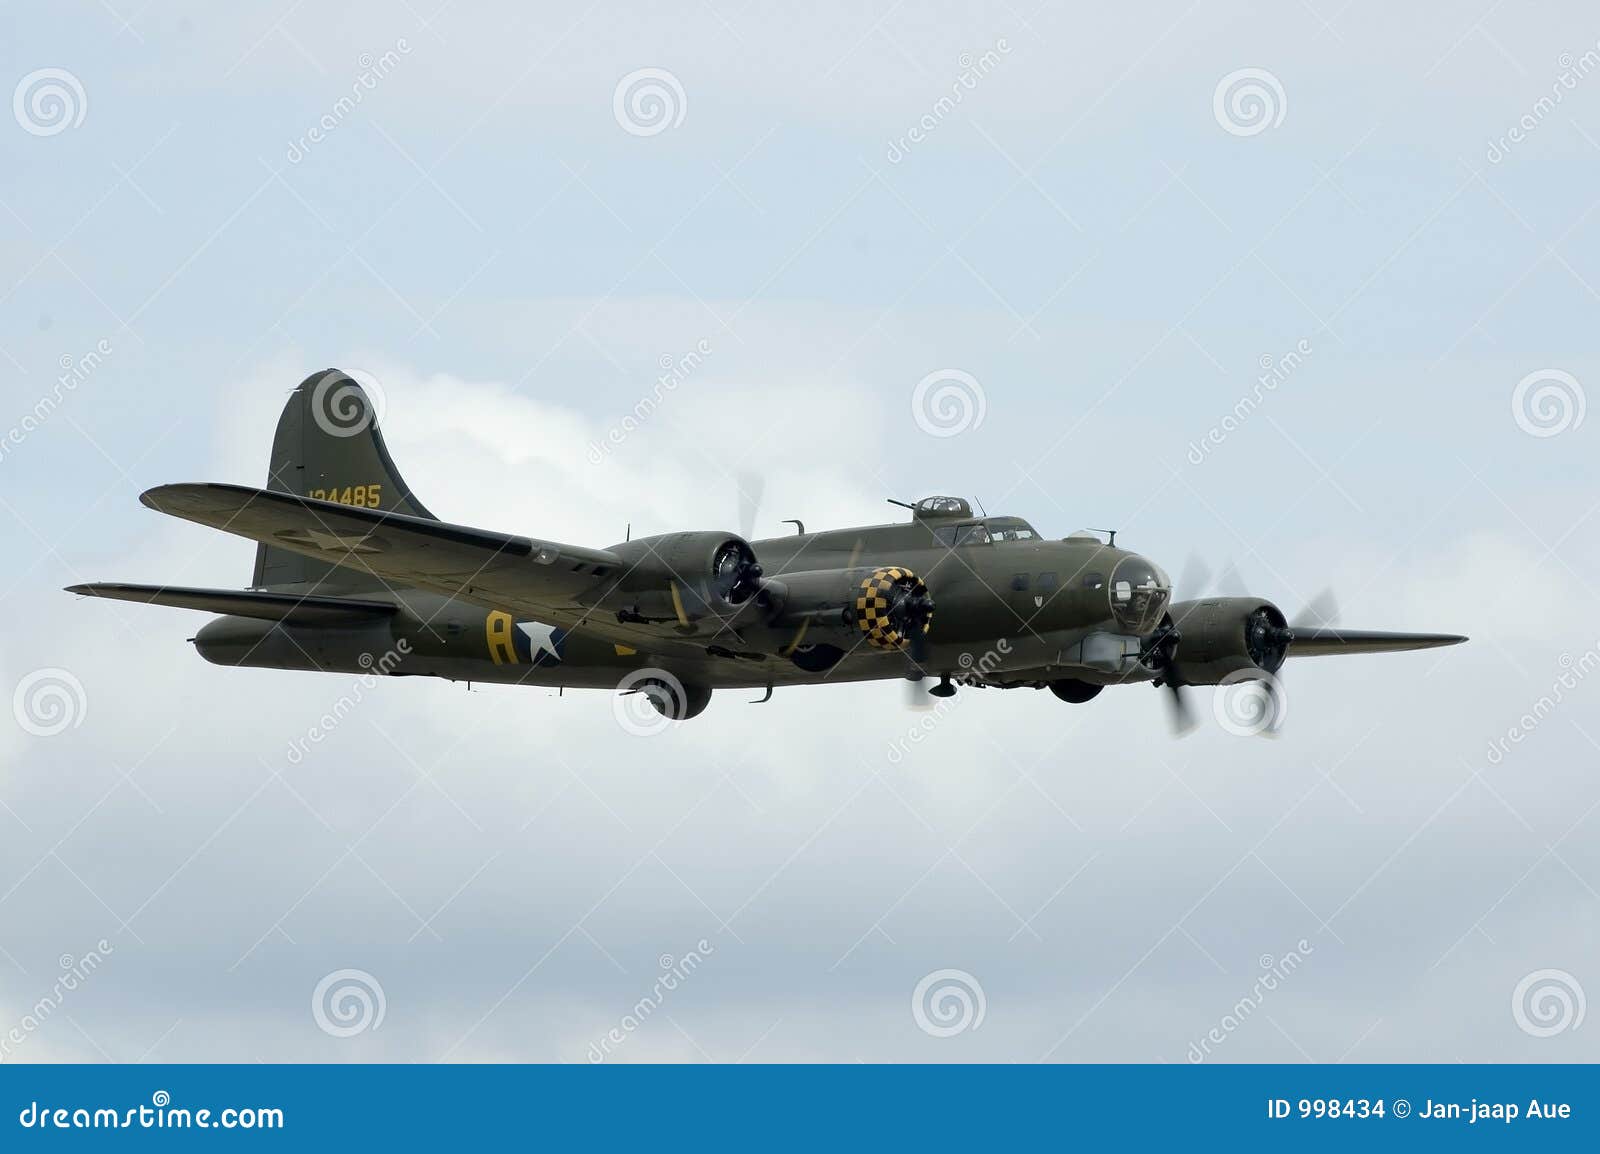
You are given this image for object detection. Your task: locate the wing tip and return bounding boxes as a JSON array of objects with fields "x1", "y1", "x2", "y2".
[
  {"x1": 140, "y1": 481, "x2": 245, "y2": 513},
  {"x1": 139, "y1": 484, "x2": 173, "y2": 511}
]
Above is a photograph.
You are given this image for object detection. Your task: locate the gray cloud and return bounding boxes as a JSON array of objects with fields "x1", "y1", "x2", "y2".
[{"x1": 2, "y1": 0, "x2": 1597, "y2": 1064}]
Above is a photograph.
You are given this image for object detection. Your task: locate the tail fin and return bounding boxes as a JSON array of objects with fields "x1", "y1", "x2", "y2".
[{"x1": 251, "y1": 369, "x2": 435, "y2": 591}]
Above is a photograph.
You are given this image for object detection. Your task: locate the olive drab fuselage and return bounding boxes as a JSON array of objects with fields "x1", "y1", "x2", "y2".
[
  {"x1": 194, "y1": 499, "x2": 1172, "y2": 693},
  {"x1": 72, "y1": 370, "x2": 1468, "y2": 722}
]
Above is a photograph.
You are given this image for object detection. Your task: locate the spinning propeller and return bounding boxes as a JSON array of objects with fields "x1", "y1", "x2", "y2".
[
  {"x1": 1157, "y1": 556, "x2": 1336, "y2": 737},
  {"x1": 898, "y1": 585, "x2": 939, "y2": 708}
]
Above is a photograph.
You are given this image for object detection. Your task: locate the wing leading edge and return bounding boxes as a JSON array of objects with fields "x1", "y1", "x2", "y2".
[
  {"x1": 65, "y1": 583, "x2": 397, "y2": 626},
  {"x1": 1288, "y1": 628, "x2": 1468, "y2": 657}
]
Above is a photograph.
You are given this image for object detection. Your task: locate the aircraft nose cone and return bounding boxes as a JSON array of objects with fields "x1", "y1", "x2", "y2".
[{"x1": 1109, "y1": 554, "x2": 1172, "y2": 634}]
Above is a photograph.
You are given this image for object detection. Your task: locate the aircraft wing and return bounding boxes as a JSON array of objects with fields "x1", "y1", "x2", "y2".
[
  {"x1": 139, "y1": 483, "x2": 624, "y2": 626},
  {"x1": 1288, "y1": 628, "x2": 1467, "y2": 657},
  {"x1": 65, "y1": 582, "x2": 397, "y2": 626}
]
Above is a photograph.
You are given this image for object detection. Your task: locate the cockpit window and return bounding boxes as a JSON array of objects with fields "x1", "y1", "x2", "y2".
[
  {"x1": 934, "y1": 519, "x2": 1034, "y2": 545},
  {"x1": 934, "y1": 523, "x2": 989, "y2": 547}
]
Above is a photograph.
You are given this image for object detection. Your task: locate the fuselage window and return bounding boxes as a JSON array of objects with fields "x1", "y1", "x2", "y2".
[
  {"x1": 1010, "y1": 573, "x2": 1030, "y2": 591},
  {"x1": 1082, "y1": 572, "x2": 1105, "y2": 589},
  {"x1": 1036, "y1": 572, "x2": 1059, "y2": 592}
]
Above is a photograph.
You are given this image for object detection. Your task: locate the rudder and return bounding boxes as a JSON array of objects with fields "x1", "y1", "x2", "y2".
[{"x1": 251, "y1": 368, "x2": 435, "y2": 592}]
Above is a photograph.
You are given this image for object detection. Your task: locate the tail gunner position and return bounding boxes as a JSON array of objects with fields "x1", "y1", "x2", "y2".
[{"x1": 68, "y1": 370, "x2": 1467, "y2": 729}]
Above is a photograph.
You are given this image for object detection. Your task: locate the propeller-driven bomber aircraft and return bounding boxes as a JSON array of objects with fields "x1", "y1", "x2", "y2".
[{"x1": 69, "y1": 370, "x2": 1467, "y2": 731}]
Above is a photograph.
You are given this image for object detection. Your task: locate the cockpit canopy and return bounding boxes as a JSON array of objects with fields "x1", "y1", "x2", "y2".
[
  {"x1": 910, "y1": 497, "x2": 1038, "y2": 546},
  {"x1": 925, "y1": 516, "x2": 1039, "y2": 547}
]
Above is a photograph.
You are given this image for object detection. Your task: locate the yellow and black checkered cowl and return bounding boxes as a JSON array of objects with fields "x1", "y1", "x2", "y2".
[{"x1": 854, "y1": 567, "x2": 931, "y2": 650}]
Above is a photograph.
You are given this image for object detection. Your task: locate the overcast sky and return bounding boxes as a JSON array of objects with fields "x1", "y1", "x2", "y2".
[{"x1": 1, "y1": 1, "x2": 1597, "y2": 1063}]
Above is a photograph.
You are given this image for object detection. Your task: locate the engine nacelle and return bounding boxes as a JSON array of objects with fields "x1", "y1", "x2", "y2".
[
  {"x1": 605, "y1": 531, "x2": 762, "y2": 623},
  {"x1": 1167, "y1": 597, "x2": 1290, "y2": 684},
  {"x1": 753, "y1": 566, "x2": 933, "y2": 656}
]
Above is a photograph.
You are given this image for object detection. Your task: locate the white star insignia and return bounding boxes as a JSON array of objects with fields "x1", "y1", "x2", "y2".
[{"x1": 515, "y1": 621, "x2": 561, "y2": 662}]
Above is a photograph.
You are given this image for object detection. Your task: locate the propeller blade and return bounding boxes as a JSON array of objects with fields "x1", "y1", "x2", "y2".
[
  {"x1": 1258, "y1": 680, "x2": 1288, "y2": 738},
  {"x1": 907, "y1": 623, "x2": 930, "y2": 667},
  {"x1": 1292, "y1": 589, "x2": 1340, "y2": 630},
  {"x1": 736, "y1": 471, "x2": 764, "y2": 540},
  {"x1": 1163, "y1": 679, "x2": 1196, "y2": 736},
  {"x1": 1215, "y1": 561, "x2": 1248, "y2": 597},
  {"x1": 902, "y1": 595, "x2": 936, "y2": 708},
  {"x1": 903, "y1": 630, "x2": 931, "y2": 709},
  {"x1": 1248, "y1": 675, "x2": 1286, "y2": 739},
  {"x1": 1176, "y1": 555, "x2": 1212, "y2": 599},
  {"x1": 1147, "y1": 621, "x2": 1196, "y2": 736}
]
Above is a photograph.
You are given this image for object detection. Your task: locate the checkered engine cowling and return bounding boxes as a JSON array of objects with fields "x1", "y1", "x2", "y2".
[{"x1": 854, "y1": 567, "x2": 932, "y2": 651}]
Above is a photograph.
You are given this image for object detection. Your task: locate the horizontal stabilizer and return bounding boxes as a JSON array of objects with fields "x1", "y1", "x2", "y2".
[
  {"x1": 1289, "y1": 628, "x2": 1467, "y2": 657},
  {"x1": 138, "y1": 482, "x2": 622, "y2": 620},
  {"x1": 65, "y1": 583, "x2": 398, "y2": 626}
]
